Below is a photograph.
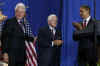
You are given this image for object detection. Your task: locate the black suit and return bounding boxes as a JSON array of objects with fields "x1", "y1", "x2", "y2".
[
  {"x1": 1, "y1": 17, "x2": 33, "y2": 66},
  {"x1": 73, "y1": 18, "x2": 97, "y2": 66},
  {"x1": 37, "y1": 26, "x2": 62, "y2": 66}
]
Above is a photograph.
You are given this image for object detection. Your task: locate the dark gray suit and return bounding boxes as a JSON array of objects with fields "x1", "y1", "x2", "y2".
[
  {"x1": 73, "y1": 18, "x2": 97, "y2": 66},
  {"x1": 37, "y1": 26, "x2": 62, "y2": 66},
  {"x1": 1, "y1": 17, "x2": 34, "y2": 66}
]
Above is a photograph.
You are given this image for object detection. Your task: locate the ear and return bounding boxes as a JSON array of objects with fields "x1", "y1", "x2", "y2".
[
  {"x1": 48, "y1": 21, "x2": 50, "y2": 24},
  {"x1": 24, "y1": 13, "x2": 26, "y2": 17}
]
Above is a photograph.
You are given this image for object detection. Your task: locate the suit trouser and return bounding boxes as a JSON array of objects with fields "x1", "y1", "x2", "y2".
[
  {"x1": 38, "y1": 47, "x2": 60, "y2": 66},
  {"x1": 8, "y1": 49, "x2": 26, "y2": 66},
  {"x1": 77, "y1": 48, "x2": 97, "y2": 66},
  {"x1": 8, "y1": 55, "x2": 25, "y2": 66}
]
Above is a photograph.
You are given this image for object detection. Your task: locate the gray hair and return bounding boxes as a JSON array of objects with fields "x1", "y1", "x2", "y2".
[
  {"x1": 48, "y1": 14, "x2": 58, "y2": 21},
  {"x1": 15, "y1": 3, "x2": 26, "y2": 11}
]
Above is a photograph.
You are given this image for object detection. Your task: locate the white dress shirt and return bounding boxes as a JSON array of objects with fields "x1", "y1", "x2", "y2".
[
  {"x1": 49, "y1": 25, "x2": 56, "y2": 35},
  {"x1": 83, "y1": 16, "x2": 91, "y2": 27},
  {"x1": 49, "y1": 25, "x2": 56, "y2": 47}
]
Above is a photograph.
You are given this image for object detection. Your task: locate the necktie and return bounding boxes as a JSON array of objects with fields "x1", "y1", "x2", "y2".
[
  {"x1": 19, "y1": 20, "x2": 25, "y2": 32},
  {"x1": 83, "y1": 20, "x2": 87, "y2": 28},
  {"x1": 51, "y1": 29, "x2": 55, "y2": 40}
]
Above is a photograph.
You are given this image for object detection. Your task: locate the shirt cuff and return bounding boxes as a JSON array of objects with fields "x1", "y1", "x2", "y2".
[{"x1": 52, "y1": 41, "x2": 54, "y2": 47}]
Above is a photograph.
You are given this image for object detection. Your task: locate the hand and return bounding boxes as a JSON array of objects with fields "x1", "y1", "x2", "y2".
[
  {"x1": 0, "y1": 15, "x2": 7, "y2": 22},
  {"x1": 3, "y1": 53, "x2": 8, "y2": 63},
  {"x1": 53, "y1": 40, "x2": 63, "y2": 46},
  {"x1": 33, "y1": 37, "x2": 37, "y2": 44},
  {"x1": 3, "y1": 16, "x2": 7, "y2": 20},
  {"x1": 72, "y1": 22, "x2": 83, "y2": 30},
  {"x1": 34, "y1": 37, "x2": 37, "y2": 41}
]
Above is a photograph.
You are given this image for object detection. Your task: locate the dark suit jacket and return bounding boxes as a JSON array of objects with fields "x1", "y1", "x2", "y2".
[
  {"x1": 1, "y1": 17, "x2": 33, "y2": 65},
  {"x1": 37, "y1": 26, "x2": 62, "y2": 66},
  {"x1": 73, "y1": 18, "x2": 95, "y2": 48},
  {"x1": 94, "y1": 20, "x2": 100, "y2": 44}
]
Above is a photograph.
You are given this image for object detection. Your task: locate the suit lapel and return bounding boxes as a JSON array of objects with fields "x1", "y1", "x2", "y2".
[
  {"x1": 86, "y1": 18, "x2": 93, "y2": 28},
  {"x1": 47, "y1": 26, "x2": 56, "y2": 40},
  {"x1": 47, "y1": 26, "x2": 52, "y2": 36},
  {"x1": 14, "y1": 17, "x2": 24, "y2": 33},
  {"x1": 81, "y1": 18, "x2": 93, "y2": 28}
]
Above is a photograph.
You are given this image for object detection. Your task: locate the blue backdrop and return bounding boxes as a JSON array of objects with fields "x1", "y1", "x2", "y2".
[{"x1": 1, "y1": 0, "x2": 100, "y2": 66}]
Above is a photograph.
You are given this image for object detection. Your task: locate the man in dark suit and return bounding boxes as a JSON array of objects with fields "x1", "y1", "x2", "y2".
[
  {"x1": 73, "y1": 5, "x2": 97, "y2": 66},
  {"x1": 0, "y1": 9, "x2": 7, "y2": 61},
  {"x1": 1, "y1": 3, "x2": 34, "y2": 66},
  {"x1": 37, "y1": 14, "x2": 63, "y2": 66}
]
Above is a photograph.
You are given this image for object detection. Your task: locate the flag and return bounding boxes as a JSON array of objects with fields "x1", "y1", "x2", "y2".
[{"x1": 25, "y1": 40, "x2": 37, "y2": 66}]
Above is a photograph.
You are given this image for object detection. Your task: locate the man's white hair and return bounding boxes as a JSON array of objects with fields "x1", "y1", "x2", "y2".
[
  {"x1": 15, "y1": 3, "x2": 26, "y2": 11},
  {"x1": 48, "y1": 14, "x2": 57, "y2": 21}
]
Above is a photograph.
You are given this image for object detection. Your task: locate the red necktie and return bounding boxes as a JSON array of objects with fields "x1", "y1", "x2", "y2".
[{"x1": 83, "y1": 20, "x2": 87, "y2": 28}]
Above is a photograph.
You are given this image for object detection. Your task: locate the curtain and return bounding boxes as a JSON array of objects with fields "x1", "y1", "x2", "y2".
[{"x1": 1, "y1": 0, "x2": 100, "y2": 66}]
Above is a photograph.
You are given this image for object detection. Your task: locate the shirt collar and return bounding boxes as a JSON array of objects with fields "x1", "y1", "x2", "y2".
[
  {"x1": 17, "y1": 19, "x2": 21, "y2": 23},
  {"x1": 83, "y1": 16, "x2": 91, "y2": 22},
  {"x1": 49, "y1": 25, "x2": 55, "y2": 30},
  {"x1": 17, "y1": 19, "x2": 24, "y2": 24}
]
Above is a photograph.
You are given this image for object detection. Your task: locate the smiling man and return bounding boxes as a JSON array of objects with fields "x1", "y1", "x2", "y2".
[
  {"x1": 73, "y1": 5, "x2": 97, "y2": 66},
  {"x1": 1, "y1": 3, "x2": 34, "y2": 66},
  {"x1": 37, "y1": 14, "x2": 63, "y2": 66}
]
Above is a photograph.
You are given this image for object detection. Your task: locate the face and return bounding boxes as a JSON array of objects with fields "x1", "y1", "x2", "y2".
[
  {"x1": 48, "y1": 16, "x2": 57, "y2": 28},
  {"x1": 0, "y1": 11, "x2": 2, "y2": 15},
  {"x1": 15, "y1": 8, "x2": 25, "y2": 20},
  {"x1": 80, "y1": 7, "x2": 89, "y2": 19}
]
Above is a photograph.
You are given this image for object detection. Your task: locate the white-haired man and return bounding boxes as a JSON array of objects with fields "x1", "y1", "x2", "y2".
[
  {"x1": 1, "y1": 3, "x2": 34, "y2": 66},
  {"x1": 37, "y1": 14, "x2": 63, "y2": 66}
]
